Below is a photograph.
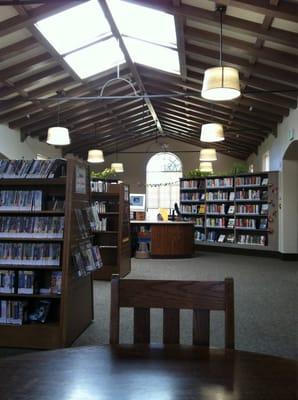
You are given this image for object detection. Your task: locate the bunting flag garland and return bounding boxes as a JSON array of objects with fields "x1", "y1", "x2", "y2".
[{"x1": 138, "y1": 181, "x2": 180, "y2": 188}]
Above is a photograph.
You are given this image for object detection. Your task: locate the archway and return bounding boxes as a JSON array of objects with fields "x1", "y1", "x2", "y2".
[
  {"x1": 146, "y1": 152, "x2": 182, "y2": 220},
  {"x1": 280, "y1": 140, "x2": 298, "y2": 255}
]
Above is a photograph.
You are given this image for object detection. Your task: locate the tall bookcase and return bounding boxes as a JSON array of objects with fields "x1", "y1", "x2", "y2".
[
  {"x1": 91, "y1": 182, "x2": 131, "y2": 280},
  {"x1": 0, "y1": 159, "x2": 95, "y2": 349},
  {"x1": 180, "y1": 172, "x2": 279, "y2": 251}
]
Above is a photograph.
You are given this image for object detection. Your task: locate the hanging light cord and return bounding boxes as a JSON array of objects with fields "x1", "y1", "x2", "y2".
[{"x1": 219, "y1": 7, "x2": 223, "y2": 68}]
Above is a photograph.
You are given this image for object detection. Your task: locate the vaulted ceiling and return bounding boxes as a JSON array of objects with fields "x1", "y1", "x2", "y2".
[{"x1": 0, "y1": 0, "x2": 297, "y2": 160}]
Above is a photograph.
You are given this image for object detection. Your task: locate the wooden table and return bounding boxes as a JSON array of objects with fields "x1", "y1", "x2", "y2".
[
  {"x1": 0, "y1": 345, "x2": 296, "y2": 400},
  {"x1": 131, "y1": 221, "x2": 194, "y2": 257}
]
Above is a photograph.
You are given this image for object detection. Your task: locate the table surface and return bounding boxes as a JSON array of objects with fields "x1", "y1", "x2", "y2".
[{"x1": 0, "y1": 345, "x2": 296, "y2": 400}]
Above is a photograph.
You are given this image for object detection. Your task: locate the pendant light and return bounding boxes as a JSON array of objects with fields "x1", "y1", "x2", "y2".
[
  {"x1": 88, "y1": 149, "x2": 104, "y2": 163},
  {"x1": 199, "y1": 162, "x2": 213, "y2": 173},
  {"x1": 111, "y1": 143, "x2": 124, "y2": 173},
  {"x1": 87, "y1": 124, "x2": 104, "y2": 163},
  {"x1": 199, "y1": 148, "x2": 217, "y2": 161},
  {"x1": 46, "y1": 101, "x2": 70, "y2": 146},
  {"x1": 200, "y1": 123, "x2": 224, "y2": 142},
  {"x1": 201, "y1": 6, "x2": 240, "y2": 101}
]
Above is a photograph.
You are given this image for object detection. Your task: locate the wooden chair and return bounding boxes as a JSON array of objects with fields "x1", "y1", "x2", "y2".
[{"x1": 110, "y1": 275, "x2": 234, "y2": 349}]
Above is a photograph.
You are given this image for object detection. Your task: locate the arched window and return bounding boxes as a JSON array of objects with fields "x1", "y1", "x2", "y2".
[{"x1": 146, "y1": 152, "x2": 182, "y2": 220}]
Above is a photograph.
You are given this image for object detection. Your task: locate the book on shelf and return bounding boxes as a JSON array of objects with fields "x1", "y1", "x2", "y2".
[
  {"x1": 0, "y1": 270, "x2": 16, "y2": 293},
  {"x1": 72, "y1": 240, "x2": 103, "y2": 277},
  {"x1": 227, "y1": 205, "x2": 235, "y2": 214},
  {"x1": 0, "y1": 159, "x2": 66, "y2": 179},
  {"x1": 0, "y1": 190, "x2": 43, "y2": 211},
  {"x1": 217, "y1": 234, "x2": 226, "y2": 243},
  {"x1": 261, "y1": 204, "x2": 269, "y2": 215},
  {"x1": 0, "y1": 300, "x2": 28, "y2": 325},
  {"x1": 226, "y1": 234, "x2": 235, "y2": 243},
  {"x1": 227, "y1": 218, "x2": 235, "y2": 228},
  {"x1": 229, "y1": 192, "x2": 235, "y2": 201},
  {"x1": 0, "y1": 242, "x2": 61, "y2": 266},
  {"x1": 237, "y1": 234, "x2": 266, "y2": 246},
  {"x1": 50, "y1": 271, "x2": 62, "y2": 294},
  {"x1": 259, "y1": 218, "x2": 268, "y2": 230},
  {"x1": 198, "y1": 204, "x2": 205, "y2": 214},
  {"x1": 261, "y1": 177, "x2": 268, "y2": 186},
  {"x1": 18, "y1": 270, "x2": 38, "y2": 294},
  {"x1": 28, "y1": 300, "x2": 51, "y2": 323},
  {"x1": 0, "y1": 216, "x2": 64, "y2": 239}
]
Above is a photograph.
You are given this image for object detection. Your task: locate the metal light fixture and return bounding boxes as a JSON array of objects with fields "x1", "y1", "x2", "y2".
[
  {"x1": 87, "y1": 149, "x2": 104, "y2": 163},
  {"x1": 46, "y1": 100, "x2": 70, "y2": 146},
  {"x1": 199, "y1": 162, "x2": 213, "y2": 173},
  {"x1": 199, "y1": 148, "x2": 217, "y2": 161},
  {"x1": 47, "y1": 127, "x2": 70, "y2": 146},
  {"x1": 200, "y1": 123, "x2": 224, "y2": 142},
  {"x1": 201, "y1": 6, "x2": 240, "y2": 101},
  {"x1": 111, "y1": 162, "x2": 124, "y2": 173}
]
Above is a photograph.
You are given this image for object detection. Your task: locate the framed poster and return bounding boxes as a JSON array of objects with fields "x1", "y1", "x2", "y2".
[{"x1": 75, "y1": 165, "x2": 87, "y2": 194}]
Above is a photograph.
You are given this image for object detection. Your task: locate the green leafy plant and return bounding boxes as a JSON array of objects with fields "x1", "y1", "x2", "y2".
[
  {"x1": 184, "y1": 168, "x2": 213, "y2": 178},
  {"x1": 229, "y1": 163, "x2": 247, "y2": 175},
  {"x1": 91, "y1": 168, "x2": 116, "y2": 180}
]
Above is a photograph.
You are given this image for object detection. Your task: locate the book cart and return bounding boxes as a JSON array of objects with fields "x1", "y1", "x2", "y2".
[
  {"x1": 180, "y1": 172, "x2": 279, "y2": 251},
  {"x1": 90, "y1": 180, "x2": 131, "y2": 280},
  {"x1": 0, "y1": 158, "x2": 100, "y2": 349}
]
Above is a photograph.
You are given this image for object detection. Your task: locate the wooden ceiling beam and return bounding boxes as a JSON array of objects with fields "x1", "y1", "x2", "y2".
[
  {"x1": 124, "y1": 0, "x2": 298, "y2": 48},
  {"x1": 225, "y1": 0, "x2": 298, "y2": 23},
  {"x1": 173, "y1": 0, "x2": 187, "y2": 80},
  {"x1": 184, "y1": 26, "x2": 298, "y2": 69}
]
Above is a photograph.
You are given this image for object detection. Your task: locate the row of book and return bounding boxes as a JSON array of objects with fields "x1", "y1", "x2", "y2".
[
  {"x1": 195, "y1": 231, "x2": 267, "y2": 245},
  {"x1": 90, "y1": 180, "x2": 118, "y2": 193},
  {"x1": 206, "y1": 218, "x2": 235, "y2": 228},
  {"x1": 0, "y1": 299, "x2": 53, "y2": 325},
  {"x1": 0, "y1": 243, "x2": 61, "y2": 265},
  {"x1": 180, "y1": 193, "x2": 204, "y2": 201},
  {"x1": 0, "y1": 216, "x2": 64, "y2": 238},
  {"x1": 235, "y1": 176, "x2": 268, "y2": 187},
  {"x1": 236, "y1": 204, "x2": 269, "y2": 215},
  {"x1": 0, "y1": 270, "x2": 62, "y2": 294},
  {"x1": 206, "y1": 191, "x2": 234, "y2": 201},
  {"x1": 235, "y1": 218, "x2": 268, "y2": 229},
  {"x1": 0, "y1": 190, "x2": 42, "y2": 211},
  {"x1": 0, "y1": 159, "x2": 66, "y2": 179},
  {"x1": 237, "y1": 234, "x2": 266, "y2": 245},
  {"x1": 180, "y1": 180, "x2": 205, "y2": 189},
  {"x1": 206, "y1": 177, "x2": 233, "y2": 188},
  {"x1": 235, "y1": 189, "x2": 267, "y2": 201},
  {"x1": 72, "y1": 240, "x2": 103, "y2": 278}
]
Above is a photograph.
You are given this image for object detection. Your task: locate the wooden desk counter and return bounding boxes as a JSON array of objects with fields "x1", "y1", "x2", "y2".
[
  {"x1": 0, "y1": 345, "x2": 296, "y2": 400},
  {"x1": 131, "y1": 220, "x2": 194, "y2": 257}
]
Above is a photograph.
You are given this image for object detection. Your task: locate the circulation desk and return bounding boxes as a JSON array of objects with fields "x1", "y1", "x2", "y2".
[{"x1": 131, "y1": 221, "x2": 194, "y2": 257}]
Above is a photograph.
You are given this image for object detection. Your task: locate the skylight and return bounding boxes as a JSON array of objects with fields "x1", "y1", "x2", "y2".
[
  {"x1": 35, "y1": 0, "x2": 111, "y2": 54},
  {"x1": 35, "y1": 0, "x2": 180, "y2": 78},
  {"x1": 107, "y1": 0, "x2": 177, "y2": 48},
  {"x1": 64, "y1": 38, "x2": 125, "y2": 79},
  {"x1": 124, "y1": 37, "x2": 180, "y2": 75}
]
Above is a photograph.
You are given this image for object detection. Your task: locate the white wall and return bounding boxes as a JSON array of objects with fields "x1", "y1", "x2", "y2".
[
  {"x1": 246, "y1": 107, "x2": 298, "y2": 254},
  {"x1": 247, "y1": 107, "x2": 298, "y2": 172},
  {"x1": 0, "y1": 123, "x2": 62, "y2": 159},
  {"x1": 92, "y1": 137, "x2": 245, "y2": 193}
]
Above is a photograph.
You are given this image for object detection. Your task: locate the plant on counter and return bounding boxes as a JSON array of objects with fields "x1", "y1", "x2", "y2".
[
  {"x1": 91, "y1": 168, "x2": 117, "y2": 180},
  {"x1": 184, "y1": 168, "x2": 213, "y2": 178}
]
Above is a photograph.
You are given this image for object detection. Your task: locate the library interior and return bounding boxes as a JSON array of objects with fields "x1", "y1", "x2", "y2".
[{"x1": 0, "y1": 1, "x2": 297, "y2": 399}]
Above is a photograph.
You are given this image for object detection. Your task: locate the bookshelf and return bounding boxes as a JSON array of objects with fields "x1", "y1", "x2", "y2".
[
  {"x1": 90, "y1": 181, "x2": 131, "y2": 280},
  {"x1": 180, "y1": 172, "x2": 279, "y2": 251},
  {"x1": 0, "y1": 159, "x2": 100, "y2": 349}
]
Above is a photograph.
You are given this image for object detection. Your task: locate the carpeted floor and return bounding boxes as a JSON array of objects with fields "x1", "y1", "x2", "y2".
[{"x1": 1, "y1": 252, "x2": 297, "y2": 359}]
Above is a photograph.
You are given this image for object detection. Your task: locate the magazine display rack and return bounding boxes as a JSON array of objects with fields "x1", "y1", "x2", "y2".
[{"x1": 0, "y1": 159, "x2": 97, "y2": 349}]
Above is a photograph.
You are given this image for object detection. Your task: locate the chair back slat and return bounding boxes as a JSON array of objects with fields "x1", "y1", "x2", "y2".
[
  {"x1": 193, "y1": 309, "x2": 210, "y2": 346},
  {"x1": 110, "y1": 275, "x2": 234, "y2": 348},
  {"x1": 134, "y1": 308, "x2": 150, "y2": 344},
  {"x1": 225, "y1": 278, "x2": 235, "y2": 349},
  {"x1": 118, "y1": 280, "x2": 225, "y2": 310},
  {"x1": 163, "y1": 308, "x2": 180, "y2": 344}
]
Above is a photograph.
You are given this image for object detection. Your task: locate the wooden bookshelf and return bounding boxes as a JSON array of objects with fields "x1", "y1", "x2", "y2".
[
  {"x1": 0, "y1": 159, "x2": 94, "y2": 349},
  {"x1": 180, "y1": 172, "x2": 279, "y2": 251},
  {"x1": 91, "y1": 182, "x2": 131, "y2": 280}
]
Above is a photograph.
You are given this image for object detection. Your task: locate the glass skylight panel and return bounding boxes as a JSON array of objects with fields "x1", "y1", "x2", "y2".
[
  {"x1": 64, "y1": 38, "x2": 125, "y2": 79},
  {"x1": 108, "y1": 0, "x2": 177, "y2": 48},
  {"x1": 35, "y1": 0, "x2": 111, "y2": 55},
  {"x1": 124, "y1": 37, "x2": 180, "y2": 75}
]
